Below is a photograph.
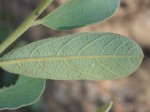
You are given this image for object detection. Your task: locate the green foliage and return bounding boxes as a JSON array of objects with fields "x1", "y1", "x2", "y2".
[
  {"x1": 0, "y1": 76, "x2": 45, "y2": 110},
  {"x1": 42, "y1": 0, "x2": 120, "y2": 30},
  {"x1": 97, "y1": 102, "x2": 113, "y2": 112},
  {"x1": 0, "y1": 0, "x2": 144, "y2": 110},
  {"x1": 0, "y1": 26, "x2": 7, "y2": 42},
  {"x1": 0, "y1": 33, "x2": 143, "y2": 80},
  {"x1": 1, "y1": 72, "x2": 18, "y2": 87}
]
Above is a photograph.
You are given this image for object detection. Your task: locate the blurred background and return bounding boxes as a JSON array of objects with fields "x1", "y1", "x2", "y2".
[{"x1": 0, "y1": 0, "x2": 150, "y2": 112}]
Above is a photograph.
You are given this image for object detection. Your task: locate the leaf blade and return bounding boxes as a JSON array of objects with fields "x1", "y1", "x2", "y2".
[
  {"x1": 0, "y1": 76, "x2": 45, "y2": 110},
  {"x1": 97, "y1": 102, "x2": 113, "y2": 112},
  {"x1": 0, "y1": 33, "x2": 143, "y2": 80},
  {"x1": 41, "y1": 0, "x2": 120, "y2": 30}
]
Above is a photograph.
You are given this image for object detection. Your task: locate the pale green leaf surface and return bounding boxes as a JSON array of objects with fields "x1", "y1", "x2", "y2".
[
  {"x1": 0, "y1": 33, "x2": 143, "y2": 80},
  {"x1": 41, "y1": 0, "x2": 120, "y2": 30},
  {"x1": 97, "y1": 102, "x2": 113, "y2": 112},
  {"x1": 0, "y1": 76, "x2": 45, "y2": 110}
]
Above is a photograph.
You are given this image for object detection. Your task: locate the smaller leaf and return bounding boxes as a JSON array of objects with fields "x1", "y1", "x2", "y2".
[
  {"x1": 41, "y1": 0, "x2": 120, "y2": 30},
  {"x1": 0, "y1": 76, "x2": 45, "y2": 110},
  {"x1": 1, "y1": 72, "x2": 18, "y2": 87},
  {"x1": 97, "y1": 102, "x2": 113, "y2": 112}
]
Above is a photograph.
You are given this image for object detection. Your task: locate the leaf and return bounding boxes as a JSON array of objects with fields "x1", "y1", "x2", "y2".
[
  {"x1": 1, "y1": 72, "x2": 18, "y2": 87},
  {"x1": 41, "y1": 0, "x2": 120, "y2": 30},
  {"x1": 0, "y1": 76, "x2": 45, "y2": 110},
  {"x1": 0, "y1": 33, "x2": 143, "y2": 80},
  {"x1": 97, "y1": 102, "x2": 113, "y2": 112}
]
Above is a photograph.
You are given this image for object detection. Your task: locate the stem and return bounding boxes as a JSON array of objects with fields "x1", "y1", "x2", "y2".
[
  {"x1": 0, "y1": 0, "x2": 53, "y2": 54},
  {"x1": 31, "y1": 19, "x2": 43, "y2": 27}
]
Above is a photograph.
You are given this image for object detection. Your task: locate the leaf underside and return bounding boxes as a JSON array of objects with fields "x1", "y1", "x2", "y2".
[
  {"x1": 0, "y1": 76, "x2": 45, "y2": 110},
  {"x1": 0, "y1": 33, "x2": 143, "y2": 80},
  {"x1": 42, "y1": 0, "x2": 120, "y2": 30},
  {"x1": 97, "y1": 102, "x2": 113, "y2": 112}
]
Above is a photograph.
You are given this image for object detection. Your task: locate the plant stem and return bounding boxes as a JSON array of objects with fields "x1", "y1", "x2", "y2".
[
  {"x1": 31, "y1": 19, "x2": 43, "y2": 27},
  {"x1": 0, "y1": 0, "x2": 53, "y2": 54}
]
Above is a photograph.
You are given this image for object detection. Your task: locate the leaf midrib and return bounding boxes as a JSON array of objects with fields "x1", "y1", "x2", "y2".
[{"x1": 0, "y1": 55, "x2": 143, "y2": 66}]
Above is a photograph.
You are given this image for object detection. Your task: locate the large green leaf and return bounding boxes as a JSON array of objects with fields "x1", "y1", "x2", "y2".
[
  {"x1": 41, "y1": 0, "x2": 120, "y2": 30},
  {"x1": 97, "y1": 102, "x2": 113, "y2": 112},
  {"x1": 0, "y1": 76, "x2": 45, "y2": 110},
  {"x1": 0, "y1": 33, "x2": 143, "y2": 80}
]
